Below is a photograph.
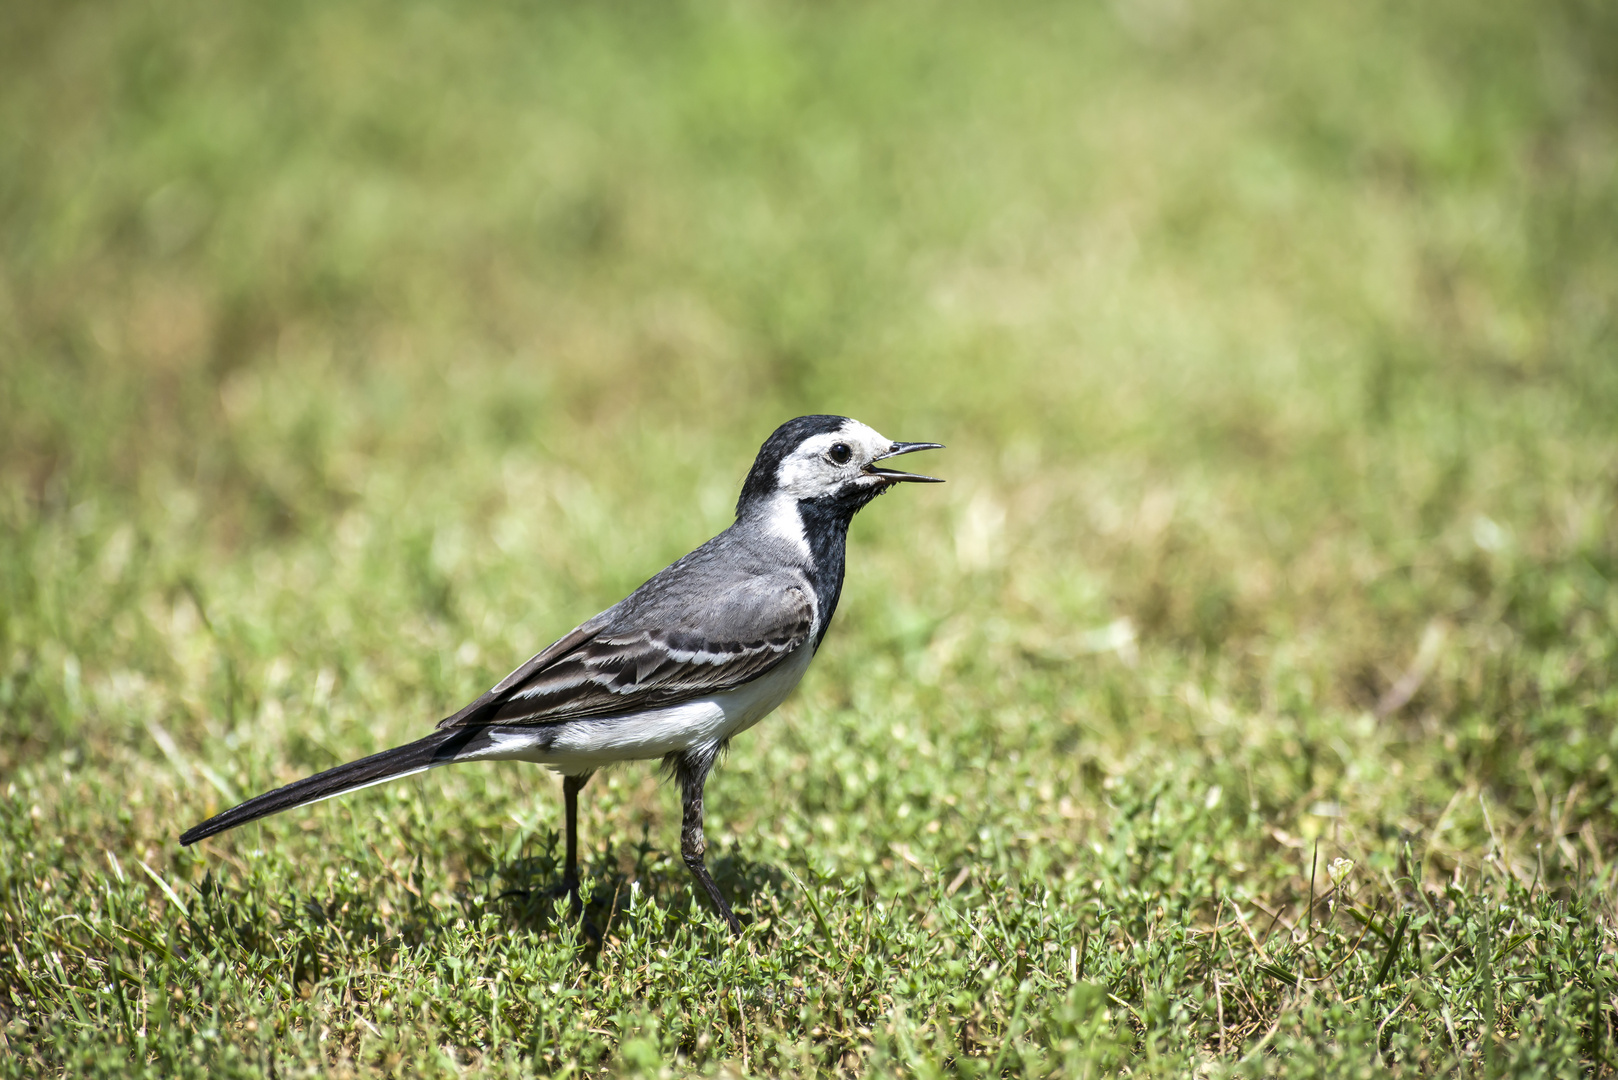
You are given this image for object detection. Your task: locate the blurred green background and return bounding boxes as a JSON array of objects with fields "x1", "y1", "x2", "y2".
[{"x1": 2, "y1": 0, "x2": 1616, "y2": 1075}]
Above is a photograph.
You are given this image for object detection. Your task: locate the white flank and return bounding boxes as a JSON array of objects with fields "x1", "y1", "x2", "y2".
[{"x1": 456, "y1": 643, "x2": 816, "y2": 770}]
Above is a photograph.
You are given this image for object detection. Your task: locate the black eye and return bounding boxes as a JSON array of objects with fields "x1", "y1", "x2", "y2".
[{"x1": 828, "y1": 442, "x2": 852, "y2": 465}]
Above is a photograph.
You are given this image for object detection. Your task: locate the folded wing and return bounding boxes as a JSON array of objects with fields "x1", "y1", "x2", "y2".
[{"x1": 438, "y1": 573, "x2": 814, "y2": 730}]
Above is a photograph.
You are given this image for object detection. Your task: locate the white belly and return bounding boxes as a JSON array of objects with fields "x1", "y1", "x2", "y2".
[{"x1": 458, "y1": 644, "x2": 815, "y2": 770}]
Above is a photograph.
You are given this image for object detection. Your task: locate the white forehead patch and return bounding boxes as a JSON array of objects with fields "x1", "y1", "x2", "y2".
[{"x1": 773, "y1": 420, "x2": 892, "y2": 498}]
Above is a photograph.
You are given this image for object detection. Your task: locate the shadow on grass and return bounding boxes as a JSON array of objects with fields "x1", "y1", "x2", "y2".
[
  {"x1": 179, "y1": 829, "x2": 789, "y2": 986},
  {"x1": 479, "y1": 826, "x2": 790, "y2": 949}
]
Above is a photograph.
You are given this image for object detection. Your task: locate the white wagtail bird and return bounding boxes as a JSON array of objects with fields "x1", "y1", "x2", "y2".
[{"x1": 180, "y1": 416, "x2": 942, "y2": 935}]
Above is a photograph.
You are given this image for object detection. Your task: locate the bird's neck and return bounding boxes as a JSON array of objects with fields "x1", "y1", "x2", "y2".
[
  {"x1": 792, "y1": 495, "x2": 855, "y2": 648},
  {"x1": 740, "y1": 488, "x2": 872, "y2": 647}
]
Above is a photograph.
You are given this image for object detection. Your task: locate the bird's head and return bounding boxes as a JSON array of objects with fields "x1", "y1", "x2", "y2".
[{"x1": 737, "y1": 415, "x2": 943, "y2": 522}]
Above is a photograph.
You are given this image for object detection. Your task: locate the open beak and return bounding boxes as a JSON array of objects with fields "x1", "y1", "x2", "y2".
[{"x1": 863, "y1": 441, "x2": 945, "y2": 484}]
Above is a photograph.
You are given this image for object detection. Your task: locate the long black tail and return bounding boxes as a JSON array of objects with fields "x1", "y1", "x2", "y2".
[{"x1": 178, "y1": 729, "x2": 475, "y2": 846}]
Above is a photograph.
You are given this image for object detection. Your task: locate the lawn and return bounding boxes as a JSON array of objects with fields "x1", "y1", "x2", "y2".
[{"x1": 2, "y1": 0, "x2": 1616, "y2": 1075}]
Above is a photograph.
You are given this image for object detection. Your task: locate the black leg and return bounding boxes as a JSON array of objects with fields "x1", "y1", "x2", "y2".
[
  {"x1": 672, "y1": 749, "x2": 741, "y2": 936},
  {"x1": 561, "y1": 771, "x2": 593, "y2": 919}
]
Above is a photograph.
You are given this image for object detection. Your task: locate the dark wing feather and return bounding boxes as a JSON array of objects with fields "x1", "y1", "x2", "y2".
[{"x1": 439, "y1": 570, "x2": 813, "y2": 730}]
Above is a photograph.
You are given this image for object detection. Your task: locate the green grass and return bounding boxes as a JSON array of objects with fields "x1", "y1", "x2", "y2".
[{"x1": 3, "y1": 0, "x2": 1617, "y2": 1075}]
